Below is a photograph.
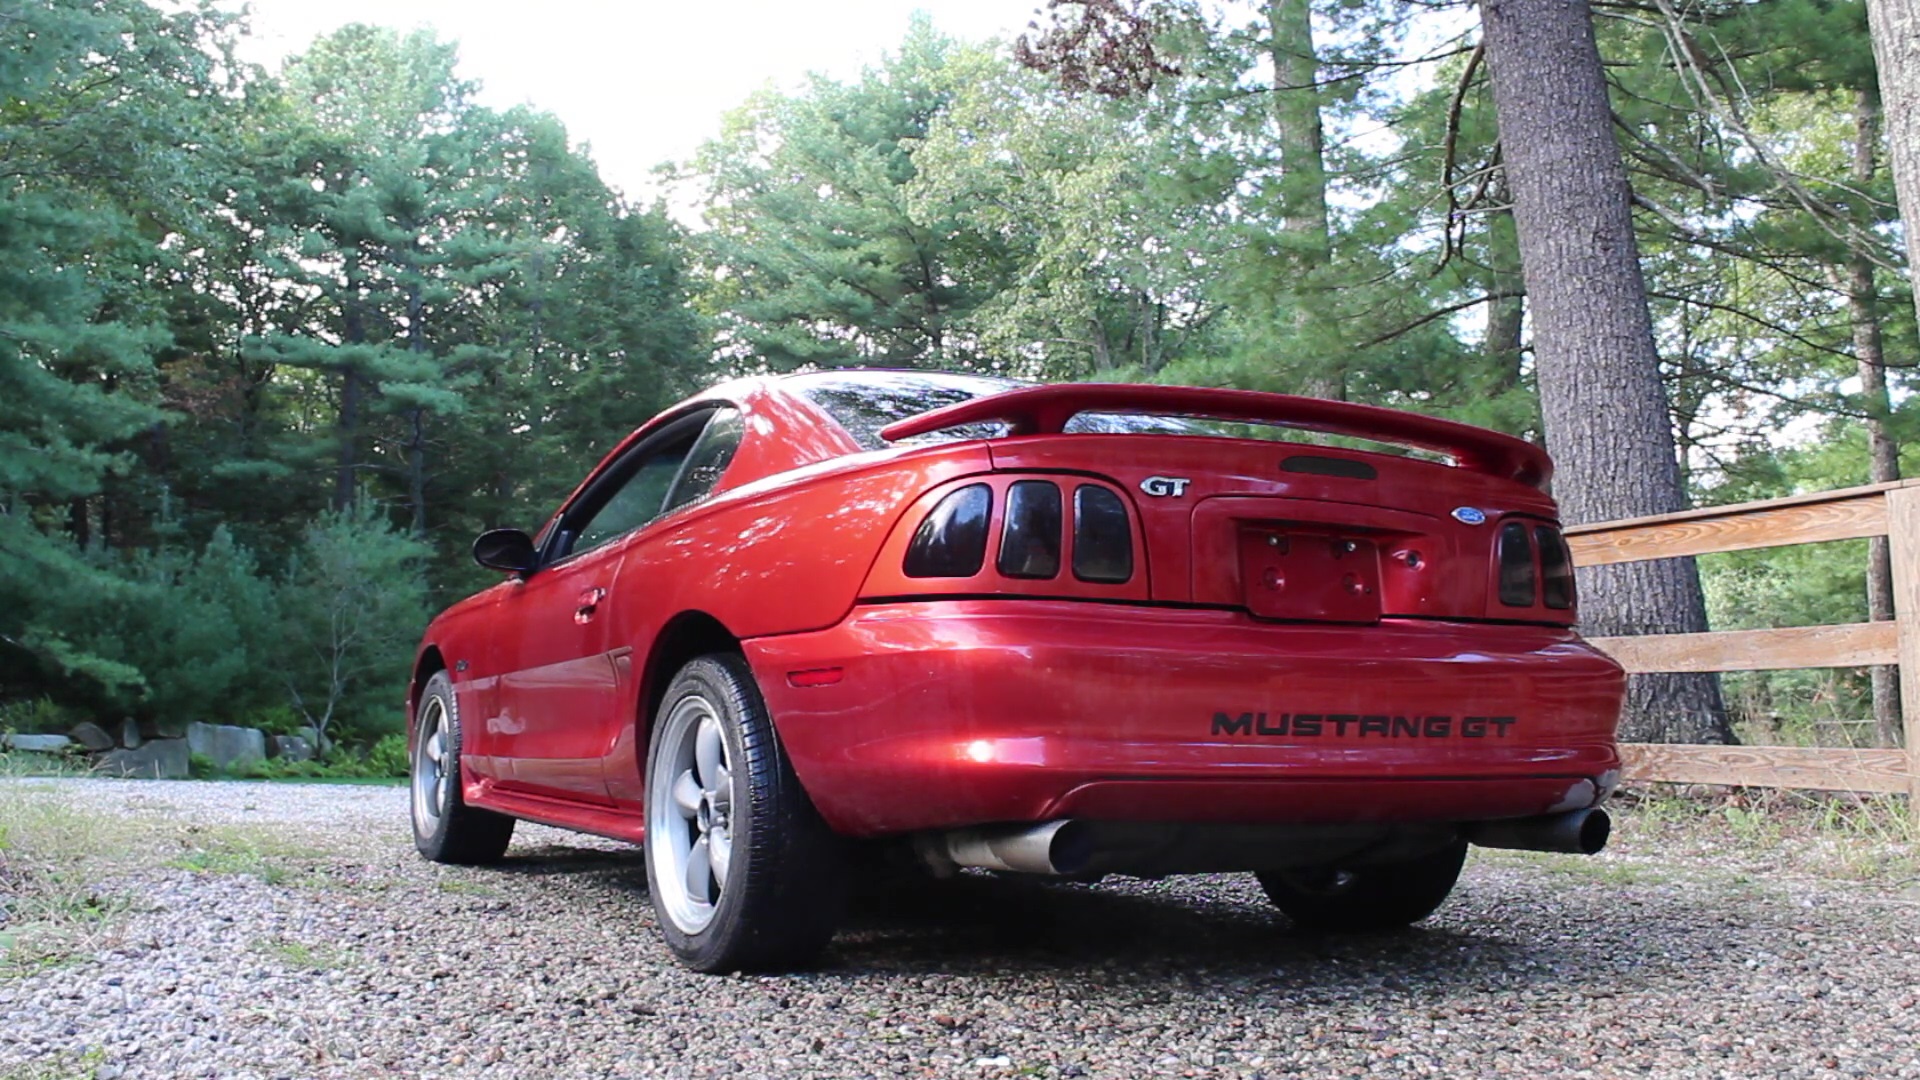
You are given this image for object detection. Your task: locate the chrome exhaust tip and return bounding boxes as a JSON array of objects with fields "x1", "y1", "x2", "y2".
[
  {"x1": 1466, "y1": 808, "x2": 1610, "y2": 855},
  {"x1": 921, "y1": 820, "x2": 1096, "y2": 876}
]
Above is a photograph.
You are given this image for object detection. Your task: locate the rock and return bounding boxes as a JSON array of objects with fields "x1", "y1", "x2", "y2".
[
  {"x1": 139, "y1": 717, "x2": 188, "y2": 740},
  {"x1": 98, "y1": 738, "x2": 190, "y2": 779},
  {"x1": 69, "y1": 721, "x2": 116, "y2": 752},
  {"x1": 119, "y1": 718, "x2": 143, "y2": 749},
  {"x1": 268, "y1": 735, "x2": 314, "y2": 762},
  {"x1": 185, "y1": 722, "x2": 266, "y2": 771},
  {"x1": 295, "y1": 725, "x2": 335, "y2": 756},
  {"x1": 1, "y1": 733, "x2": 73, "y2": 753}
]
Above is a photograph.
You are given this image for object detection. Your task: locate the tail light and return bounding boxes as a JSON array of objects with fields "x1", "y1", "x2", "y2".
[
  {"x1": 1496, "y1": 521, "x2": 1535, "y2": 607},
  {"x1": 1072, "y1": 485, "x2": 1134, "y2": 583},
  {"x1": 904, "y1": 483, "x2": 991, "y2": 578},
  {"x1": 998, "y1": 480, "x2": 1063, "y2": 579},
  {"x1": 878, "y1": 476, "x2": 1141, "y2": 598},
  {"x1": 1536, "y1": 525, "x2": 1575, "y2": 609}
]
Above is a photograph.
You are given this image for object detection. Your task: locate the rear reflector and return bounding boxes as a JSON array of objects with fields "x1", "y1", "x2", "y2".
[
  {"x1": 905, "y1": 483, "x2": 992, "y2": 578},
  {"x1": 787, "y1": 667, "x2": 844, "y2": 688},
  {"x1": 998, "y1": 480, "x2": 1063, "y2": 579},
  {"x1": 1072, "y1": 485, "x2": 1133, "y2": 583},
  {"x1": 1537, "y1": 525, "x2": 1575, "y2": 609},
  {"x1": 1497, "y1": 521, "x2": 1535, "y2": 607}
]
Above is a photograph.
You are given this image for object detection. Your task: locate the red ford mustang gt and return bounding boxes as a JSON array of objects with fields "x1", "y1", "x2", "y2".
[{"x1": 407, "y1": 370, "x2": 1625, "y2": 972}]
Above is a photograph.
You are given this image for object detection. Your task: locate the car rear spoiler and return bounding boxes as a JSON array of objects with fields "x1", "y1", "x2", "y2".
[{"x1": 878, "y1": 383, "x2": 1552, "y2": 488}]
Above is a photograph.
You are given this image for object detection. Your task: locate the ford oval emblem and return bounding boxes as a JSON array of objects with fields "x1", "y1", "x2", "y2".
[{"x1": 1452, "y1": 506, "x2": 1487, "y2": 525}]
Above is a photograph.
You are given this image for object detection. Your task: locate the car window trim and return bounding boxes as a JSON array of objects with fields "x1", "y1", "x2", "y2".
[
  {"x1": 538, "y1": 407, "x2": 723, "y2": 569},
  {"x1": 659, "y1": 406, "x2": 742, "y2": 517}
]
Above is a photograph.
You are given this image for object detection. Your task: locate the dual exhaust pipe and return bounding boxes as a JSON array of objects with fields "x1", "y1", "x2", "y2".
[{"x1": 926, "y1": 808, "x2": 1611, "y2": 876}]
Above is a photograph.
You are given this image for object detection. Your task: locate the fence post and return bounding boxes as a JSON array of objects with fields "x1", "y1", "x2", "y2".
[{"x1": 1883, "y1": 486, "x2": 1920, "y2": 824}]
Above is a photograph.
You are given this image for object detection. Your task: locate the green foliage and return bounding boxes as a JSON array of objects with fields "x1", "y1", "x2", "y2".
[
  {"x1": 0, "y1": 12, "x2": 699, "y2": 734},
  {"x1": 1697, "y1": 423, "x2": 1907, "y2": 747},
  {"x1": 277, "y1": 503, "x2": 430, "y2": 742},
  {"x1": 189, "y1": 735, "x2": 410, "y2": 781},
  {"x1": 0, "y1": 1, "x2": 1911, "y2": 754},
  {"x1": 0, "y1": 699, "x2": 83, "y2": 736},
  {"x1": 688, "y1": 18, "x2": 995, "y2": 370},
  {"x1": 367, "y1": 732, "x2": 410, "y2": 777}
]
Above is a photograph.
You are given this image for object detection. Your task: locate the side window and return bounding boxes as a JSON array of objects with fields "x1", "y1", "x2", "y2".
[
  {"x1": 549, "y1": 406, "x2": 743, "y2": 562},
  {"x1": 663, "y1": 408, "x2": 745, "y2": 514},
  {"x1": 570, "y1": 452, "x2": 690, "y2": 556}
]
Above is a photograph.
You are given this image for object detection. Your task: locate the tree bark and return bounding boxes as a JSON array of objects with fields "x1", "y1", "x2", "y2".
[
  {"x1": 1480, "y1": 0, "x2": 1731, "y2": 744},
  {"x1": 335, "y1": 249, "x2": 369, "y2": 513},
  {"x1": 1870, "y1": 0, "x2": 1920, "y2": 281},
  {"x1": 1844, "y1": 87, "x2": 1904, "y2": 749},
  {"x1": 405, "y1": 279, "x2": 429, "y2": 538},
  {"x1": 1485, "y1": 201, "x2": 1525, "y2": 391},
  {"x1": 1267, "y1": 0, "x2": 1341, "y2": 400}
]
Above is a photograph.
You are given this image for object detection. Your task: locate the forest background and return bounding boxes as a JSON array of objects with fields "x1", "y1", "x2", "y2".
[{"x1": 2, "y1": 0, "x2": 1911, "y2": 764}]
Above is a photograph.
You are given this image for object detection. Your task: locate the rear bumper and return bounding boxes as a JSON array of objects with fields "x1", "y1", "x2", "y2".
[{"x1": 745, "y1": 600, "x2": 1625, "y2": 836}]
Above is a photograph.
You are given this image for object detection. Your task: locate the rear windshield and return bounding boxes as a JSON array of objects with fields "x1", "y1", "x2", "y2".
[
  {"x1": 785, "y1": 370, "x2": 1442, "y2": 461},
  {"x1": 788, "y1": 371, "x2": 1021, "y2": 450}
]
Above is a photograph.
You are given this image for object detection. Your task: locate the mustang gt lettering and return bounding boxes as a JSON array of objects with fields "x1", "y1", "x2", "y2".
[
  {"x1": 405, "y1": 370, "x2": 1625, "y2": 974},
  {"x1": 1211, "y1": 712, "x2": 1519, "y2": 738}
]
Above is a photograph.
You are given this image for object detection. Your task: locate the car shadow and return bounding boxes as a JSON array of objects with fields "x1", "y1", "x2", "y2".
[
  {"x1": 476, "y1": 841, "x2": 1731, "y2": 991},
  {"x1": 832, "y1": 872, "x2": 1491, "y2": 974}
]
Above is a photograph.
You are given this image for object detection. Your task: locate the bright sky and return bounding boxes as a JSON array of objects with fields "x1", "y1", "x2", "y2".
[{"x1": 237, "y1": 1, "x2": 1044, "y2": 205}]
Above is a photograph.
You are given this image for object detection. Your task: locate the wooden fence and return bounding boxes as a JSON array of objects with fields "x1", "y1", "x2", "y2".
[{"x1": 1565, "y1": 479, "x2": 1920, "y2": 808}]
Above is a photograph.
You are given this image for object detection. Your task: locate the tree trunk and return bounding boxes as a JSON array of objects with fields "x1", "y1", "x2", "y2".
[
  {"x1": 1267, "y1": 0, "x2": 1341, "y2": 400},
  {"x1": 1485, "y1": 202, "x2": 1525, "y2": 392},
  {"x1": 1480, "y1": 0, "x2": 1731, "y2": 744},
  {"x1": 1268, "y1": 0, "x2": 1330, "y2": 250},
  {"x1": 1089, "y1": 315, "x2": 1113, "y2": 374},
  {"x1": 335, "y1": 285, "x2": 367, "y2": 513},
  {"x1": 1870, "y1": 0, "x2": 1920, "y2": 279},
  {"x1": 67, "y1": 498, "x2": 90, "y2": 549},
  {"x1": 405, "y1": 280, "x2": 429, "y2": 537},
  {"x1": 1847, "y1": 87, "x2": 1903, "y2": 749}
]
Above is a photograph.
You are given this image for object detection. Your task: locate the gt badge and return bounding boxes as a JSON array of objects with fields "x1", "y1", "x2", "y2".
[{"x1": 1140, "y1": 476, "x2": 1192, "y2": 498}]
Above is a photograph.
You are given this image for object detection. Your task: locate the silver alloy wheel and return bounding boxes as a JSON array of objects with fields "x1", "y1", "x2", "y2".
[
  {"x1": 649, "y1": 693, "x2": 735, "y2": 934},
  {"x1": 412, "y1": 695, "x2": 454, "y2": 835}
]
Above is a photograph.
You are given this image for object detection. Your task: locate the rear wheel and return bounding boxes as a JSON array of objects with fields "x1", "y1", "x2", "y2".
[
  {"x1": 411, "y1": 671, "x2": 515, "y2": 864},
  {"x1": 644, "y1": 654, "x2": 847, "y2": 973},
  {"x1": 1256, "y1": 838, "x2": 1467, "y2": 932}
]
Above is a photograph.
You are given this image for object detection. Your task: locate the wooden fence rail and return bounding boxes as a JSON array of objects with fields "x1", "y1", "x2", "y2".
[{"x1": 1564, "y1": 479, "x2": 1920, "y2": 806}]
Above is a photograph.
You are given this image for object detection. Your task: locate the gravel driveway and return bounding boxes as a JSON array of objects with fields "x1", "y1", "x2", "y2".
[{"x1": 1, "y1": 778, "x2": 1916, "y2": 1080}]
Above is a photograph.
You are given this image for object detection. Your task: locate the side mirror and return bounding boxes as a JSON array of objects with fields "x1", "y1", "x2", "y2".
[{"x1": 472, "y1": 528, "x2": 539, "y2": 575}]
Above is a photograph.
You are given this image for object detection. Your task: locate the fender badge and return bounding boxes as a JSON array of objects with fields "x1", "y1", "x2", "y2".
[
  {"x1": 1140, "y1": 475, "x2": 1192, "y2": 497},
  {"x1": 1451, "y1": 507, "x2": 1487, "y2": 525}
]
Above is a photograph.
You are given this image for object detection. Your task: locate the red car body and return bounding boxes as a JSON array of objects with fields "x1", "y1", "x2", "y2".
[{"x1": 409, "y1": 371, "x2": 1625, "y2": 854}]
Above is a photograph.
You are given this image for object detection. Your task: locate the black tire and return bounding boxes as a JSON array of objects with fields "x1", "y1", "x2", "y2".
[
  {"x1": 644, "y1": 654, "x2": 848, "y2": 973},
  {"x1": 410, "y1": 671, "x2": 515, "y2": 865},
  {"x1": 1256, "y1": 838, "x2": 1467, "y2": 932}
]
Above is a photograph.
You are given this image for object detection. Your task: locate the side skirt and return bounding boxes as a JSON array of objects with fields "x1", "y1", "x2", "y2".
[{"x1": 467, "y1": 781, "x2": 647, "y2": 845}]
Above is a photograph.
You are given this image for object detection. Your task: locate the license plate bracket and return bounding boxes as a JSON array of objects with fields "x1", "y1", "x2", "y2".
[{"x1": 1239, "y1": 528, "x2": 1382, "y2": 623}]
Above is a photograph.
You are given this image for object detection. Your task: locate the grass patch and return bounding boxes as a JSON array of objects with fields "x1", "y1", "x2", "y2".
[
  {"x1": 167, "y1": 826, "x2": 327, "y2": 885},
  {"x1": 246, "y1": 775, "x2": 407, "y2": 787},
  {"x1": 435, "y1": 877, "x2": 499, "y2": 897},
  {"x1": 0, "y1": 790, "x2": 137, "y2": 978},
  {"x1": 0, "y1": 749, "x2": 93, "y2": 780},
  {"x1": 1609, "y1": 787, "x2": 1919, "y2": 885},
  {"x1": 251, "y1": 936, "x2": 352, "y2": 970},
  {"x1": 0, "y1": 1049, "x2": 110, "y2": 1080}
]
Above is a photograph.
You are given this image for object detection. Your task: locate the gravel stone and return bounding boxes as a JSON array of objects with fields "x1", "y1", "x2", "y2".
[{"x1": 1, "y1": 778, "x2": 1916, "y2": 1079}]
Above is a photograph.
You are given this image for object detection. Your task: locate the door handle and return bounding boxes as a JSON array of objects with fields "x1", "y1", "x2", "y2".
[{"x1": 574, "y1": 587, "x2": 608, "y2": 624}]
